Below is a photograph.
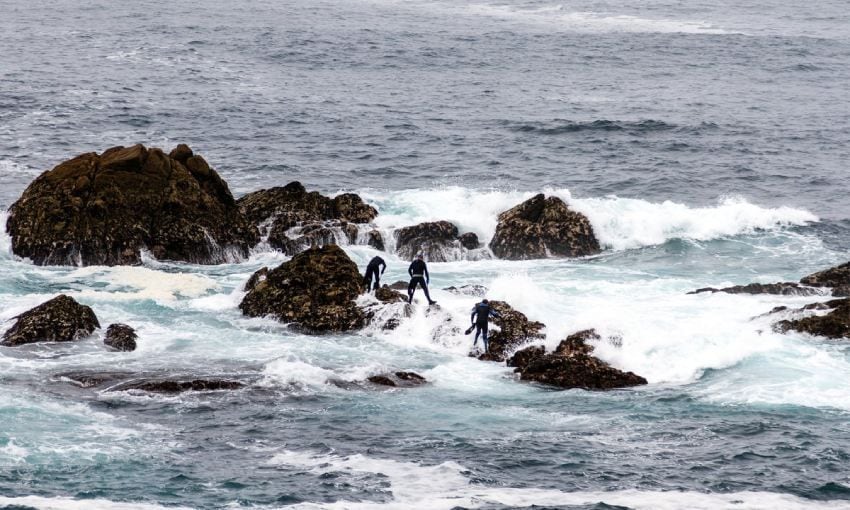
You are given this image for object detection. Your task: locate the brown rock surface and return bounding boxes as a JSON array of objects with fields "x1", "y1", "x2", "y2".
[
  {"x1": 1, "y1": 295, "x2": 100, "y2": 346},
  {"x1": 6, "y1": 144, "x2": 258, "y2": 266},
  {"x1": 489, "y1": 194, "x2": 600, "y2": 260}
]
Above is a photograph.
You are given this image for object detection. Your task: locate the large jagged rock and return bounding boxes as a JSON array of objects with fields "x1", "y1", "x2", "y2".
[
  {"x1": 393, "y1": 221, "x2": 466, "y2": 262},
  {"x1": 775, "y1": 298, "x2": 850, "y2": 339},
  {"x1": 483, "y1": 301, "x2": 546, "y2": 362},
  {"x1": 688, "y1": 282, "x2": 820, "y2": 296},
  {"x1": 237, "y1": 182, "x2": 377, "y2": 255},
  {"x1": 6, "y1": 144, "x2": 259, "y2": 266},
  {"x1": 489, "y1": 194, "x2": 600, "y2": 260},
  {"x1": 1, "y1": 295, "x2": 100, "y2": 346},
  {"x1": 508, "y1": 329, "x2": 647, "y2": 390},
  {"x1": 801, "y1": 262, "x2": 850, "y2": 296},
  {"x1": 104, "y1": 323, "x2": 137, "y2": 352},
  {"x1": 239, "y1": 245, "x2": 365, "y2": 333}
]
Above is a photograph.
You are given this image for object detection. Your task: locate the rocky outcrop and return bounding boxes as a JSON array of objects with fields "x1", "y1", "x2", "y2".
[
  {"x1": 1, "y1": 295, "x2": 100, "y2": 346},
  {"x1": 58, "y1": 371, "x2": 244, "y2": 393},
  {"x1": 6, "y1": 144, "x2": 259, "y2": 266},
  {"x1": 375, "y1": 285, "x2": 407, "y2": 303},
  {"x1": 367, "y1": 371, "x2": 427, "y2": 387},
  {"x1": 114, "y1": 379, "x2": 244, "y2": 393},
  {"x1": 775, "y1": 298, "x2": 850, "y2": 339},
  {"x1": 508, "y1": 329, "x2": 647, "y2": 390},
  {"x1": 244, "y1": 267, "x2": 270, "y2": 292},
  {"x1": 483, "y1": 301, "x2": 546, "y2": 362},
  {"x1": 800, "y1": 262, "x2": 850, "y2": 296},
  {"x1": 237, "y1": 182, "x2": 378, "y2": 255},
  {"x1": 688, "y1": 282, "x2": 820, "y2": 296},
  {"x1": 104, "y1": 323, "x2": 137, "y2": 352},
  {"x1": 394, "y1": 221, "x2": 457, "y2": 262},
  {"x1": 239, "y1": 245, "x2": 365, "y2": 333},
  {"x1": 458, "y1": 232, "x2": 480, "y2": 250},
  {"x1": 366, "y1": 230, "x2": 385, "y2": 251},
  {"x1": 489, "y1": 194, "x2": 600, "y2": 260}
]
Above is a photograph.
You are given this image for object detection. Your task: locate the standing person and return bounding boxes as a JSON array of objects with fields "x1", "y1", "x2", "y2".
[
  {"x1": 407, "y1": 254, "x2": 436, "y2": 305},
  {"x1": 363, "y1": 255, "x2": 386, "y2": 292},
  {"x1": 470, "y1": 299, "x2": 500, "y2": 354}
]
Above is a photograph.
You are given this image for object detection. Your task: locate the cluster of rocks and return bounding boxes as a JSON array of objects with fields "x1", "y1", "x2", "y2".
[
  {"x1": 507, "y1": 329, "x2": 647, "y2": 390},
  {"x1": 690, "y1": 261, "x2": 850, "y2": 340},
  {"x1": 0, "y1": 294, "x2": 137, "y2": 352},
  {"x1": 6, "y1": 144, "x2": 604, "y2": 265}
]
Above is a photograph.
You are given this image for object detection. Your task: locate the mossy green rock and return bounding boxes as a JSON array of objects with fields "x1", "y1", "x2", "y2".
[{"x1": 6, "y1": 144, "x2": 258, "y2": 266}]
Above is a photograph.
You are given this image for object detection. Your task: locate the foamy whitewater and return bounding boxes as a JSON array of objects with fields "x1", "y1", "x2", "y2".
[{"x1": 2, "y1": 0, "x2": 850, "y2": 508}]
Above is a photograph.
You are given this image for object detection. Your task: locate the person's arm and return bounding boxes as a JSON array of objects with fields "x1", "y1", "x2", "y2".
[
  {"x1": 424, "y1": 263, "x2": 430, "y2": 284},
  {"x1": 490, "y1": 309, "x2": 501, "y2": 319},
  {"x1": 471, "y1": 307, "x2": 477, "y2": 324},
  {"x1": 380, "y1": 258, "x2": 386, "y2": 274},
  {"x1": 408, "y1": 262, "x2": 414, "y2": 278}
]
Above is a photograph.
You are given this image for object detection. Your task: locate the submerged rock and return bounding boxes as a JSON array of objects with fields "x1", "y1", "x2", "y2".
[
  {"x1": 6, "y1": 144, "x2": 259, "y2": 266},
  {"x1": 113, "y1": 379, "x2": 244, "y2": 393},
  {"x1": 443, "y1": 284, "x2": 487, "y2": 297},
  {"x1": 367, "y1": 371, "x2": 427, "y2": 387},
  {"x1": 239, "y1": 245, "x2": 365, "y2": 333},
  {"x1": 489, "y1": 194, "x2": 600, "y2": 260},
  {"x1": 104, "y1": 323, "x2": 137, "y2": 352},
  {"x1": 688, "y1": 282, "x2": 820, "y2": 296},
  {"x1": 482, "y1": 301, "x2": 546, "y2": 362},
  {"x1": 1, "y1": 295, "x2": 100, "y2": 346},
  {"x1": 774, "y1": 298, "x2": 850, "y2": 339}
]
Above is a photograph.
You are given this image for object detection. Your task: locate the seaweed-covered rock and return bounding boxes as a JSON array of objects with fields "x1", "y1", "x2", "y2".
[
  {"x1": 375, "y1": 285, "x2": 406, "y2": 303},
  {"x1": 489, "y1": 194, "x2": 600, "y2": 260},
  {"x1": 394, "y1": 221, "x2": 461, "y2": 262},
  {"x1": 332, "y1": 193, "x2": 378, "y2": 223},
  {"x1": 483, "y1": 301, "x2": 546, "y2": 362},
  {"x1": 801, "y1": 262, "x2": 850, "y2": 296},
  {"x1": 458, "y1": 232, "x2": 480, "y2": 250},
  {"x1": 1, "y1": 295, "x2": 100, "y2": 346},
  {"x1": 6, "y1": 144, "x2": 259, "y2": 266},
  {"x1": 104, "y1": 323, "x2": 137, "y2": 352},
  {"x1": 775, "y1": 298, "x2": 850, "y2": 339},
  {"x1": 269, "y1": 220, "x2": 359, "y2": 255},
  {"x1": 506, "y1": 345, "x2": 545, "y2": 370},
  {"x1": 239, "y1": 245, "x2": 365, "y2": 333},
  {"x1": 244, "y1": 267, "x2": 270, "y2": 292},
  {"x1": 237, "y1": 182, "x2": 377, "y2": 229},
  {"x1": 688, "y1": 282, "x2": 820, "y2": 296},
  {"x1": 366, "y1": 230, "x2": 385, "y2": 251},
  {"x1": 367, "y1": 371, "x2": 427, "y2": 387},
  {"x1": 520, "y1": 352, "x2": 647, "y2": 390},
  {"x1": 555, "y1": 329, "x2": 600, "y2": 355}
]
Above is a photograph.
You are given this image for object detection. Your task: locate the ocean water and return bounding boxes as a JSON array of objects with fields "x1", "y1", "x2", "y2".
[{"x1": 2, "y1": 0, "x2": 850, "y2": 509}]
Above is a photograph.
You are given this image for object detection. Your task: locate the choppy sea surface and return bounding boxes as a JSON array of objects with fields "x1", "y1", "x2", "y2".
[{"x1": 2, "y1": 0, "x2": 850, "y2": 509}]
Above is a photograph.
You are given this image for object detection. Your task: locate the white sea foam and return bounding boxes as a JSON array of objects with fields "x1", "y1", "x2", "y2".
[
  {"x1": 272, "y1": 449, "x2": 850, "y2": 510},
  {"x1": 356, "y1": 187, "x2": 818, "y2": 253},
  {"x1": 64, "y1": 266, "x2": 221, "y2": 304},
  {"x1": 0, "y1": 496, "x2": 195, "y2": 510}
]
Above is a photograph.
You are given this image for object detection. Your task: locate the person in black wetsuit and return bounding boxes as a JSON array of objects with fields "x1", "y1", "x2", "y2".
[
  {"x1": 363, "y1": 256, "x2": 386, "y2": 292},
  {"x1": 407, "y1": 254, "x2": 436, "y2": 305},
  {"x1": 470, "y1": 299, "x2": 500, "y2": 353}
]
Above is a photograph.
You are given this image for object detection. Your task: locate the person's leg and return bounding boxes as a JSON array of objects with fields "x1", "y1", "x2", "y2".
[
  {"x1": 421, "y1": 281, "x2": 435, "y2": 304},
  {"x1": 473, "y1": 326, "x2": 481, "y2": 347},
  {"x1": 407, "y1": 278, "x2": 417, "y2": 303},
  {"x1": 364, "y1": 267, "x2": 374, "y2": 292},
  {"x1": 373, "y1": 273, "x2": 381, "y2": 291},
  {"x1": 482, "y1": 324, "x2": 489, "y2": 353}
]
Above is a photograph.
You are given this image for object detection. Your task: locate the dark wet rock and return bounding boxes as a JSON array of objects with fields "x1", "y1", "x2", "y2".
[
  {"x1": 244, "y1": 267, "x2": 269, "y2": 292},
  {"x1": 104, "y1": 323, "x2": 137, "y2": 352},
  {"x1": 519, "y1": 352, "x2": 647, "y2": 390},
  {"x1": 775, "y1": 298, "x2": 850, "y2": 339},
  {"x1": 366, "y1": 229, "x2": 385, "y2": 251},
  {"x1": 388, "y1": 280, "x2": 409, "y2": 291},
  {"x1": 688, "y1": 282, "x2": 820, "y2": 296},
  {"x1": 1, "y1": 295, "x2": 100, "y2": 346},
  {"x1": 367, "y1": 371, "x2": 427, "y2": 387},
  {"x1": 112, "y1": 379, "x2": 244, "y2": 393},
  {"x1": 834, "y1": 285, "x2": 850, "y2": 297},
  {"x1": 237, "y1": 182, "x2": 377, "y2": 229},
  {"x1": 443, "y1": 284, "x2": 487, "y2": 297},
  {"x1": 7, "y1": 144, "x2": 259, "y2": 266},
  {"x1": 239, "y1": 245, "x2": 365, "y2": 333},
  {"x1": 555, "y1": 329, "x2": 600, "y2": 355},
  {"x1": 489, "y1": 194, "x2": 600, "y2": 260},
  {"x1": 506, "y1": 345, "x2": 545, "y2": 371},
  {"x1": 269, "y1": 219, "x2": 359, "y2": 255},
  {"x1": 458, "y1": 232, "x2": 480, "y2": 250},
  {"x1": 482, "y1": 300, "x2": 546, "y2": 362},
  {"x1": 58, "y1": 371, "x2": 130, "y2": 388},
  {"x1": 800, "y1": 262, "x2": 850, "y2": 289},
  {"x1": 375, "y1": 285, "x2": 406, "y2": 303},
  {"x1": 394, "y1": 221, "x2": 461, "y2": 262}
]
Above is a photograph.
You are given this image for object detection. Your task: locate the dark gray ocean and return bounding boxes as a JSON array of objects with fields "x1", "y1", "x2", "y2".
[{"x1": 2, "y1": 1, "x2": 850, "y2": 509}]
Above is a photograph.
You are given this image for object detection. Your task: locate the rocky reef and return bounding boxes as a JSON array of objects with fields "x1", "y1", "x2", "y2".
[
  {"x1": 6, "y1": 144, "x2": 259, "y2": 266},
  {"x1": 489, "y1": 194, "x2": 600, "y2": 260},
  {"x1": 393, "y1": 221, "x2": 483, "y2": 262}
]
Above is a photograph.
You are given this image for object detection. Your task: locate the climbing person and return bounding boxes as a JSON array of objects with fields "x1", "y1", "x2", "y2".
[
  {"x1": 363, "y1": 255, "x2": 386, "y2": 292},
  {"x1": 407, "y1": 254, "x2": 436, "y2": 305},
  {"x1": 470, "y1": 299, "x2": 500, "y2": 354}
]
